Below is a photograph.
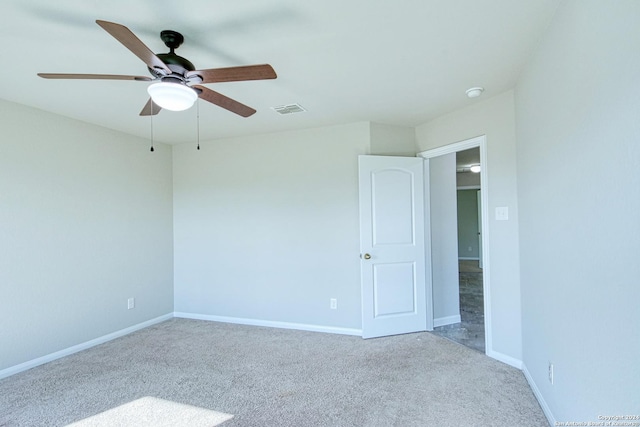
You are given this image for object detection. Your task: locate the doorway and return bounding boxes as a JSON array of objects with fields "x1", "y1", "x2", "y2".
[
  {"x1": 431, "y1": 148, "x2": 485, "y2": 352},
  {"x1": 418, "y1": 136, "x2": 491, "y2": 355}
]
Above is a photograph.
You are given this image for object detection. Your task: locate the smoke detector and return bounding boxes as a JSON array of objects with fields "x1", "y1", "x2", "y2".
[{"x1": 465, "y1": 87, "x2": 484, "y2": 98}]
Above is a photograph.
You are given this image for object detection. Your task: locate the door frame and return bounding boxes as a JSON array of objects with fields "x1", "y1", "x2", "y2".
[
  {"x1": 417, "y1": 135, "x2": 492, "y2": 355},
  {"x1": 477, "y1": 189, "x2": 483, "y2": 269}
]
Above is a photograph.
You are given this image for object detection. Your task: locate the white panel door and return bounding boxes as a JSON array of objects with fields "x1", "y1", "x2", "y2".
[{"x1": 359, "y1": 155, "x2": 427, "y2": 339}]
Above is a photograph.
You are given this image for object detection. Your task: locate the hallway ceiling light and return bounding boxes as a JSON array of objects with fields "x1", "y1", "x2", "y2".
[{"x1": 470, "y1": 164, "x2": 481, "y2": 173}]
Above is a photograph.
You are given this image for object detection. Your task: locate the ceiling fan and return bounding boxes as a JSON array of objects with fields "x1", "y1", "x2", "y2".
[{"x1": 38, "y1": 20, "x2": 277, "y2": 117}]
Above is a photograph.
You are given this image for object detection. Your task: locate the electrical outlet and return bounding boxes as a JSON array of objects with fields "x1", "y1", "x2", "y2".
[
  {"x1": 127, "y1": 297, "x2": 135, "y2": 310},
  {"x1": 548, "y1": 362, "x2": 554, "y2": 384},
  {"x1": 330, "y1": 298, "x2": 337, "y2": 310}
]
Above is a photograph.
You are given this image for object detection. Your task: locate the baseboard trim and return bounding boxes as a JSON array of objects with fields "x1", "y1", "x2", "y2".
[
  {"x1": 485, "y1": 348, "x2": 522, "y2": 369},
  {"x1": 522, "y1": 363, "x2": 555, "y2": 427},
  {"x1": 433, "y1": 315, "x2": 461, "y2": 328},
  {"x1": 174, "y1": 312, "x2": 363, "y2": 337},
  {"x1": 0, "y1": 313, "x2": 173, "y2": 380}
]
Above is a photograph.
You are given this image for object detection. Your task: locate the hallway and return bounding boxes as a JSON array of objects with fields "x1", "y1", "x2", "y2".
[{"x1": 431, "y1": 260, "x2": 485, "y2": 353}]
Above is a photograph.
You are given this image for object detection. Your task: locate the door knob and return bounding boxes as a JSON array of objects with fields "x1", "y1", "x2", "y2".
[{"x1": 363, "y1": 253, "x2": 371, "y2": 260}]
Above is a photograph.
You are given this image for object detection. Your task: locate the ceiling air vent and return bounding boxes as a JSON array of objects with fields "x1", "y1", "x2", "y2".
[{"x1": 271, "y1": 103, "x2": 306, "y2": 114}]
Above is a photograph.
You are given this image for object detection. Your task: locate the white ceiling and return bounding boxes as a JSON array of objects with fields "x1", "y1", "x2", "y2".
[{"x1": 0, "y1": 1, "x2": 559, "y2": 145}]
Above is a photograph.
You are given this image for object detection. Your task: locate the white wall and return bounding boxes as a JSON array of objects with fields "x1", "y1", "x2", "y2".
[
  {"x1": 429, "y1": 153, "x2": 460, "y2": 325},
  {"x1": 369, "y1": 122, "x2": 416, "y2": 156},
  {"x1": 173, "y1": 122, "x2": 370, "y2": 330},
  {"x1": 456, "y1": 172, "x2": 480, "y2": 187},
  {"x1": 0, "y1": 100, "x2": 174, "y2": 372},
  {"x1": 415, "y1": 91, "x2": 522, "y2": 363},
  {"x1": 516, "y1": 0, "x2": 640, "y2": 421}
]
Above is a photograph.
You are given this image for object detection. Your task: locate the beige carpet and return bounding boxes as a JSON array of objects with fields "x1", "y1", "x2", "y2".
[
  {"x1": 66, "y1": 397, "x2": 233, "y2": 427},
  {"x1": 0, "y1": 319, "x2": 547, "y2": 426}
]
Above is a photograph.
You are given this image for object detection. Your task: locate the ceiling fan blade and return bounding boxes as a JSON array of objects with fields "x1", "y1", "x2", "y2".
[
  {"x1": 96, "y1": 20, "x2": 171, "y2": 74},
  {"x1": 194, "y1": 85, "x2": 256, "y2": 117},
  {"x1": 187, "y1": 64, "x2": 277, "y2": 84},
  {"x1": 139, "y1": 98, "x2": 162, "y2": 116},
  {"x1": 38, "y1": 73, "x2": 152, "y2": 81}
]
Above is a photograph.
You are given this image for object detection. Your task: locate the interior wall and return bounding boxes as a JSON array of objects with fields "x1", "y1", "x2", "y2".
[
  {"x1": 415, "y1": 90, "x2": 522, "y2": 363},
  {"x1": 173, "y1": 122, "x2": 370, "y2": 330},
  {"x1": 369, "y1": 122, "x2": 417, "y2": 156},
  {"x1": 515, "y1": 0, "x2": 640, "y2": 421},
  {"x1": 456, "y1": 172, "x2": 480, "y2": 187},
  {"x1": 0, "y1": 100, "x2": 174, "y2": 372},
  {"x1": 457, "y1": 190, "x2": 479, "y2": 259},
  {"x1": 429, "y1": 154, "x2": 460, "y2": 325}
]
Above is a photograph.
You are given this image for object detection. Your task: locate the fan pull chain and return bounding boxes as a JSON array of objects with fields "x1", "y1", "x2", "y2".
[
  {"x1": 196, "y1": 100, "x2": 200, "y2": 151},
  {"x1": 150, "y1": 101, "x2": 155, "y2": 152}
]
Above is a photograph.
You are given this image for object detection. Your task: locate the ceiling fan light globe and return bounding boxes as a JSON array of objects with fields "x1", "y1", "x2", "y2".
[{"x1": 147, "y1": 82, "x2": 197, "y2": 111}]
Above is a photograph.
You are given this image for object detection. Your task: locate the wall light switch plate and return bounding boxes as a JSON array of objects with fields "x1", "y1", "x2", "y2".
[{"x1": 495, "y1": 207, "x2": 509, "y2": 221}]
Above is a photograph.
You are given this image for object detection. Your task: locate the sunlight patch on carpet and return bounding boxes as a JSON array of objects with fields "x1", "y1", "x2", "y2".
[{"x1": 66, "y1": 396, "x2": 233, "y2": 427}]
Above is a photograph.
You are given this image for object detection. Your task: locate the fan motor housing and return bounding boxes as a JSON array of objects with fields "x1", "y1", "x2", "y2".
[
  {"x1": 157, "y1": 53, "x2": 195, "y2": 73},
  {"x1": 148, "y1": 30, "x2": 195, "y2": 78}
]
